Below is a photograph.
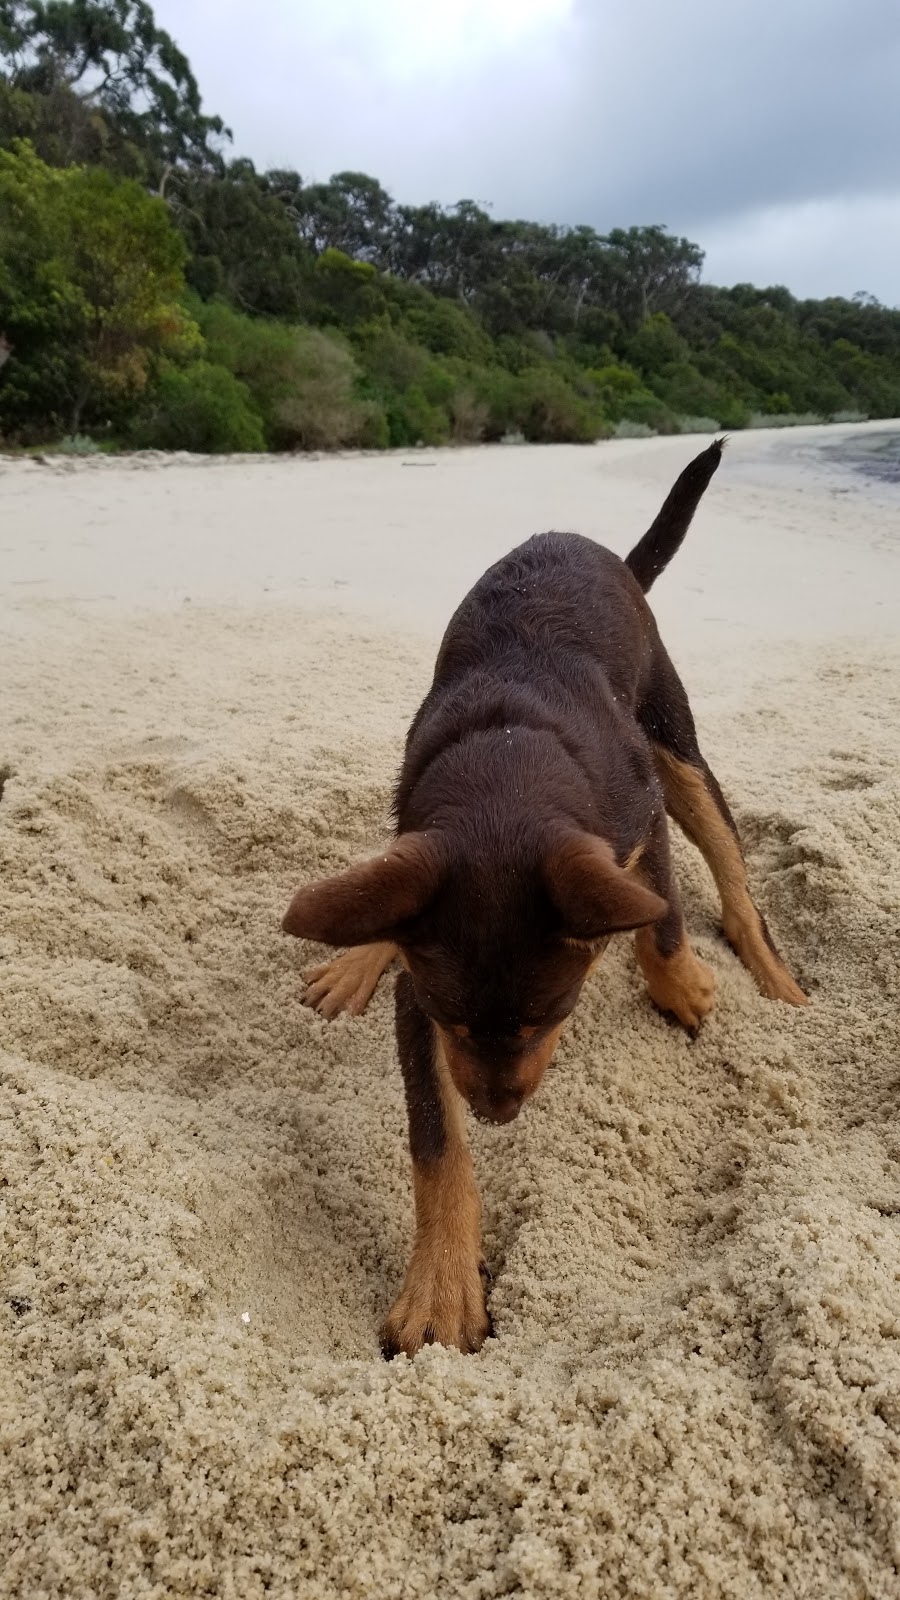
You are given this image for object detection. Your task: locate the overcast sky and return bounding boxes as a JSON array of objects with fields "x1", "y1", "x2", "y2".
[{"x1": 154, "y1": 0, "x2": 900, "y2": 304}]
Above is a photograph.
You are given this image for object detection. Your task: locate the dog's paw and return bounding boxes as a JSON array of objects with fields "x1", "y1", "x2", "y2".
[
  {"x1": 759, "y1": 967, "x2": 808, "y2": 1006},
  {"x1": 381, "y1": 1255, "x2": 491, "y2": 1359},
  {"x1": 722, "y1": 915, "x2": 808, "y2": 1006},
  {"x1": 301, "y1": 942, "x2": 395, "y2": 1019},
  {"x1": 744, "y1": 954, "x2": 808, "y2": 1006},
  {"x1": 647, "y1": 947, "x2": 717, "y2": 1032}
]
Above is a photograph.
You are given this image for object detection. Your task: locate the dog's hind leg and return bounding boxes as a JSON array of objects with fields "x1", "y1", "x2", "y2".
[
  {"x1": 302, "y1": 940, "x2": 398, "y2": 1018},
  {"x1": 639, "y1": 654, "x2": 807, "y2": 1005}
]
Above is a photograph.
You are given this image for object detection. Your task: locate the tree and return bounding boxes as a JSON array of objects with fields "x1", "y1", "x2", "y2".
[
  {"x1": 292, "y1": 171, "x2": 395, "y2": 263},
  {"x1": 602, "y1": 226, "x2": 704, "y2": 330},
  {"x1": 0, "y1": 1, "x2": 228, "y2": 180},
  {"x1": 0, "y1": 140, "x2": 193, "y2": 436},
  {"x1": 172, "y1": 159, "x2": 312, "y2": 319}
]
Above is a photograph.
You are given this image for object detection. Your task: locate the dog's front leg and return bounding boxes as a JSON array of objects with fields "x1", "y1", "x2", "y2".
[
  {"x1": 634, "y1": 816, "x2": 716, "y2": 1032},
  {"x1": 382, "y1": 971, "x2": 491, "y2": 1359}
]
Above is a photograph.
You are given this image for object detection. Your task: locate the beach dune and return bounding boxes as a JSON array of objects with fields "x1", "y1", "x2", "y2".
[{"x1": 2, "y1": 426, "x2": 899, "y2": 1598}]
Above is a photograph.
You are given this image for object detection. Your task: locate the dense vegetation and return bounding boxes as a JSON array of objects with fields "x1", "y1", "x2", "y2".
[{"x1": 2, "y1": 1, "x2": 899, "y2": 452}]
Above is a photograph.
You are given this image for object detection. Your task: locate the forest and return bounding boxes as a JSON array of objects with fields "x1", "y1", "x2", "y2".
[{"x1": 2, "y1": 0, "x2": 899, "y2": 453}]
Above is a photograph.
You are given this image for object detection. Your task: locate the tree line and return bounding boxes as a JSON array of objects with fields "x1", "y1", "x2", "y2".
[{"x1": 2, "y1": 0, "x2": 898, "y2": 453}]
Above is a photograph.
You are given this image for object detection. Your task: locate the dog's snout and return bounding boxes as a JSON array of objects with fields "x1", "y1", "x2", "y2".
[
  {"x1": 438, "y1": 1020, "x2": 566, "y2": 1127},
  {"x1": 474, "y1": 1089, "x2": 525, "y2": 1125}
]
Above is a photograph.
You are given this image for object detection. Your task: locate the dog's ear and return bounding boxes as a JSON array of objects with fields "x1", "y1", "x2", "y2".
[
  {"x1": 282, "y1": 833, "x2": 443, "y2": 947},
  {"x1": 544, "y1": 833, "x2": 666, "y2": 938}
]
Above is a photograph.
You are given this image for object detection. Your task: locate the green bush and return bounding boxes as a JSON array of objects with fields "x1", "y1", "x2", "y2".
[
  {"x1": 508, "y1": 366, "x2": 609, "y2": 443},
  {"x1": 194, "y1": 303, "x2": 380, "y2": 450},
  {"x1": 618, "y1": 388, "x2": 680, "y2": 435},
  {"x1": 449, "y1": 388, "x2": 490, "y2": 443},
  {"x1": 747, "y1": 411, "x2": 827, "y2": 429},
  {"x1": 272, "y1": 328, "x2": 383, "y2": 450},
  {"x1": 196, "y1": 299, "x2": 302, "y2": 432},
  {"x1": 404, "y1": 296, "x2": 494, "y2": 363},
  {"x1": 132, "y1": 361, "x2": 266, "y2": 453},
  {"x1": 382, "y1": 385, "x2": 450, "y2": 448},
  {"x1": 57, "y1": 433, "x2": 102, "y2": 454},
  {"x1": 0, "y1": 141, "x2": 192, "y2": 441},
  {"x1": 615, "y1": 420, "x2": 657, "y2": 439},
  {"x1": 675, "y1": 415, "x2": 721, "y2": 434}
]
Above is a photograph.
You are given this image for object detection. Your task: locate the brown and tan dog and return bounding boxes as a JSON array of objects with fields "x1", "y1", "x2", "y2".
[{"x1": 282, "y1": 440, "x2": 806, "y2": 1358}]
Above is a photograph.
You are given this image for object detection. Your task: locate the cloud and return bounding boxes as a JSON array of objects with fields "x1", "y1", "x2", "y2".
[
  {"x1": 699, "y1": 193, "x2": 900, "y2": 305},
  {"x1": 152, "y1": 0, "x2": 900, "y2": 299}
]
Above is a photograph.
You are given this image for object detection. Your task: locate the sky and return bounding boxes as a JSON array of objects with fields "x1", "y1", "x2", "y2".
[{"x1": 154, "y1": 0, "x2": 900, "y2": 304}]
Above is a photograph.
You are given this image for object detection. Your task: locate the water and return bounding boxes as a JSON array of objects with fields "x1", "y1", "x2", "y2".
[{"x1": 822, "y1": 428, "x2": 900, "y2": 484}]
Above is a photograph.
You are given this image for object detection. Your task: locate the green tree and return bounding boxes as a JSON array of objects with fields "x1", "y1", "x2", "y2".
[
  {"x1": 293, "y1": 170, "x2": 394, "y2": 263},
  {"x1": 173, "y1": 159, "x2": 312, "y2": 318},
  {"x1": 0, "y1": 140, "x2": 193, "y2": 437},
  {"x1": 0, "y1": 0, "x2": 227, "y2": 180},
  {"x1": 132, "y1": 359, "x2": 265, "y2": 452}
]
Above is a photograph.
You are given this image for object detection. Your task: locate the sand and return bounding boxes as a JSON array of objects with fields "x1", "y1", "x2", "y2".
[{"x1": 2, "y1": 424, "x2": 900, "y2": 1598}]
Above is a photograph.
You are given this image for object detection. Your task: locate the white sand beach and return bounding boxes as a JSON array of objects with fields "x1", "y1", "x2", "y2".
[{"x1": 2, "y1": 423, "x2": 899, "y2": 1597}]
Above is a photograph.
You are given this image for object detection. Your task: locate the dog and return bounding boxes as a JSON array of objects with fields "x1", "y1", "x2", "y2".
[{"x1": 282, "y1": 439, "x2": 806, "y2": 1358}]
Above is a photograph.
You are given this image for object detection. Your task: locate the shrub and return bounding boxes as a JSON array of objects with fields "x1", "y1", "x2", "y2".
[
  {"x1": 618, "y1": 389, "x2": 680, "y2": 434},
  {"x1": 449, "y1": 388, "x2": 489, "y2": 443},
  {"x1": 356, "y1": 322, "x2": 430, "y2": 391},
  {"x1": 132, "y1": 361, "x2": 266, "y2": 453},
  {"x1": 196, "y1": 300, "x2": 303, "y2": 433},
  {"x1": 747, "y1": 411, "x2": 826, "y2": 429},
  {"x1": 382, "y1": 385, "x2": 450, "y2": 448},
  {"x1": 615, "y1": 419, "x2": 657, "y2": 439},
  {"x1": 195, "y1": 305, "x2": 379, "y2": 451},
  {"x1": 404, "y1": 297, "x2": 494, "y2": 363},
  {"x1": 676, "y1": 415, "x2": 721, "y2": 434},
  {"x1": 57, "y1": 433, "x2": 102, "y2": 454},
  {"x1": 508, "y1": 366, "x2": 608, "y2": 443},
  {"x1": 0, "y1": 142, "x2": 192, "y2": 440},
  {"x1": 273, "y1": 328, "x2": 382, "y2": 450}
]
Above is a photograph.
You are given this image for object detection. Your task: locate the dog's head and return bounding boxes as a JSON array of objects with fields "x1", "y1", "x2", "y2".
[{"x1": 283, "y1": 822, "x2": 664, "y2": 1124}]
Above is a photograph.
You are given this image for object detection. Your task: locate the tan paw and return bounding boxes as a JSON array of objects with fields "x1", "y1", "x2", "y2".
[
  {"x1": 647, "y1": 948, "x2": 717, "y2": 1031},
  {"x1": 758, "y1": 966, "x2": 808, "y2": 1006},
  {"x1": 302, "y1": 941, "x2": 396, "y2": 1019},
  {"x1": 381, "y1": 1256, "x2": 491, "y2": 1359},
  {"x1": 723, "y1": 916, "x2": 808, "y2": 1007}
]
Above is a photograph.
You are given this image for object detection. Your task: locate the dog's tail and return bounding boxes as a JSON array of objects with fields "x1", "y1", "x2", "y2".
[{"x1": 624, "y1": 437, "x2": 726, "y2": 593}]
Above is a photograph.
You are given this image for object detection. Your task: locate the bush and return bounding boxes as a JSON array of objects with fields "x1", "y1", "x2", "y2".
[
  {"x1": 0, "y1": 142, "x2": 192, "y2": 440},
  {"x1": 615, "y1": 419, "x2": 657, "y2": 438},
  {"x1": 746, "y1": 411, "x2": 827, "y2": 429},
  {"x1": 197, "y1": 300, "x2": 303, "y2": 434},
  {"x1": 508, "y1": 366, "x2": 608, "y2": 443},
  {"x1": 273, "y1": 328, "x2": 384, "y2": 450},
  {"x1": 404, "y1": 297, "x2": 494, "y2": 363},
  {"x1": 618, "y1": 389, "x2": 680, "y2": 434},
  {"x1": 132, "y1": 361, "x2": 266, "y2": 452},
  {"x1": 195, "y1": 304, "x2": 381, "y2": 450},
  {"x1": 382, "y1": 385, "x2": 449, "y2": 448},
  {"x1": 676, "y1": 415, "x2": 721, "y2": 434},
  {"x1": 57, "y1": 433, "x2": 102, "y2": 454},
  {"x1": 449, "y1": 388, "x2": 490, "y2": 443}
]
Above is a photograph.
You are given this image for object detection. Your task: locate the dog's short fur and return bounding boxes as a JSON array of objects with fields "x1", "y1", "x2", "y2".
[{"x1": 283, "y1": 440, "x2": 807, "y2": 1358}]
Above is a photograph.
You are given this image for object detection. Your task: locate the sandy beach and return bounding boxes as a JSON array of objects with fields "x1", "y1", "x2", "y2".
[{"x1": 2, "y1": 423, "x2": 900, "y2": 1598}]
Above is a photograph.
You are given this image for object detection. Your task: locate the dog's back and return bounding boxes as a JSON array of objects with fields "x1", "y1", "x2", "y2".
[{"x1": 396, "y1": 440, "x2": 725, "y2": 822}]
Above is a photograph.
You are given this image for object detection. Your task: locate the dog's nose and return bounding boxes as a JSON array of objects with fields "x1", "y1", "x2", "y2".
[{"x1": 476, "y1": 1090, "x2": 524, "y2": 1125}]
